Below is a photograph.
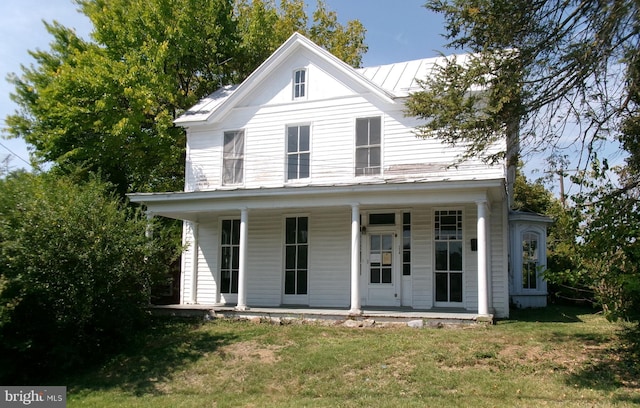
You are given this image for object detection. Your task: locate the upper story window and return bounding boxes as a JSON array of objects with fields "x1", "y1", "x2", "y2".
[
  {"x1": 287, "y1": 125, "x2": 310, "y2": 180},
  {"x1": 355, "y1": 116, "x2": 381, "y2": 176},
  {"x1": 293, "y1": 68, "x2": 307, "y2": 99},
  {"x1": 222, "y1": 130, "x2": 244, "y2": 185},
  {"x1": 522, "y1": 231, "x2": 540, "y2": 289}
]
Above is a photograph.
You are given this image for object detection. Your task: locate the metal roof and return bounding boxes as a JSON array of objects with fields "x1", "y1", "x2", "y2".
[
  {"x1": 356, "y1": 57, "x2": 441, "y2": 97},
  {"x1": 174, "y1": 84, "x2": 239, "y2": 124}
]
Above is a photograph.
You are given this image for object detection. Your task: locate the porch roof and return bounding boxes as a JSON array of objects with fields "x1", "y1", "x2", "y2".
[{"x1": 128, "y1": 178, "x2": 505, "y2": 221}]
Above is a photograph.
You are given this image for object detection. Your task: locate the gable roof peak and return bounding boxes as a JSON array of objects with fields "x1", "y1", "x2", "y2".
[{"x1": 175, "y1": 32, "x2": 395, "y2": 126}]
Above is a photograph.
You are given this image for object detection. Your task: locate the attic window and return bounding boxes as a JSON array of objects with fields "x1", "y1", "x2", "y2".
[{"x1": 293, "y1": 68, "x2": 306, "y2": 99}]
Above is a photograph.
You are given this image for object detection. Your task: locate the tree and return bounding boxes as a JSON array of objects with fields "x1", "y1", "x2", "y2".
[
  {"x1": 407, "y1": 0, "x2": 640, "y2": 322},
  {"x1": 0, "y1": 171, "x2": 180, "y2": 383},
  {"x1": 233, "y1": 0, "x2": 366, "y2": 74},
  {"x1": 570, "y1": 50, "x2": 640, "y2": 321},
  {"x1": 576, "y1": 167, "x2": 640, "y2": 321},
  {"x1": 4, "y1": 0, "x2": 366, "y2": 196},
  {"x1": 407, "y1": 0, "x2": 638, "y2": 169}
]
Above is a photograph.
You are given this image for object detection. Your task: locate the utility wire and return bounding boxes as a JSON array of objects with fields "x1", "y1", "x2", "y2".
[{"x1": 0, "y1": 140, "x2": 31, "y2": 166}]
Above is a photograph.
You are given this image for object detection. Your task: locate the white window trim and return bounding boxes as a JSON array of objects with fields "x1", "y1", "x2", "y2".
[
  {"x1": 516, "y1": 226, "x2": 548, "y2": 294},
  {"x1": 354, "y1": 116, "x2": 383, "y2": 178},
  {"x1": 217, "y1": 216, "x2": 241, "y2": 303},
  {"x1": 432, "y1": 207, "x2": 465, "y2": 307},
  {"x1": 292, "y1": 68, "x2": 308, "y2": 100},
  {"x1": 282, "y1": 213, "x2": 311, "y2": 304},
  {"x1": 221, "y1": 128, "x2": 246, "y2": 187},
  {"x1": 285, "y1": 123, "x2": 312, "y2": 183}
]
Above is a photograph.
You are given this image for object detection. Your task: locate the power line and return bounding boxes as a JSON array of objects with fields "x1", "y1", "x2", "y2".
[{"x1": 0, "y1": 140, "x2": 31, "y2": 166}]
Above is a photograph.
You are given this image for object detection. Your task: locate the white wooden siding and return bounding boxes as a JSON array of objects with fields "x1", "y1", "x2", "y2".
[
  {"x1": 464, "y1": 204, "x2": 479, "y2": 312},
  {"x1": 184, "y1": 56, "x2": 505, "y2": 192},
  {"x1": 241, "y1": 50, "x2": 357, "y2": 107},
  {"x1": 194, "y1": 222, "x2": 218, "y2": 304},
  {"x1": 490, "y1": 201, "x2": 509, "y2": 317},
  {"x1": 308, "y1": 208, "x2": 351, "y2": 307},
  {"x1": 245, "y1": 211, "x2": 284, "y2": 306},
  {"x1": 411, "y1": 207, "x2": 432, "y2": 309},
  {"x1": 180, "y1": 222, "x2": 194, "y2": 304}
]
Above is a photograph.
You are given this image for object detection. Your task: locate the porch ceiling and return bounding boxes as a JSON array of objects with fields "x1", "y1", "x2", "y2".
[{"x1": 128, "y1": 178, "x2": 505, "y2": 221}]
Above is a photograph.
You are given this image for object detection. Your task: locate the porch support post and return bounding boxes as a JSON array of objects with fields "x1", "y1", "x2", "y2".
[
  {"x1": 190, "y1": 221, "x2": 199, "y2": 304},
  {"x1": 476, "y1": 200, "x2": 489, "y2": 316},
  {"x1": 350, "y1": 203, "x2": 362, "y2": 314},
  {"x1": 236, "y1": 208, "x2": 249, "y2": 311},
  {"x1": 145, "y1": 211, "x2": 154, "y2": 239}
]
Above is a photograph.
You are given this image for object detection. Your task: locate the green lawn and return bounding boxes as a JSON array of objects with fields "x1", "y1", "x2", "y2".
[{"x1": 64, "y1": 306, "x2": 639, "y2": 407}]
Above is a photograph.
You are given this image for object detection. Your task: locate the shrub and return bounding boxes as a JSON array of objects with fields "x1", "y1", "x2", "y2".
[{"x1": 0, "y1": 172, "x2": 180, "y2": 382}]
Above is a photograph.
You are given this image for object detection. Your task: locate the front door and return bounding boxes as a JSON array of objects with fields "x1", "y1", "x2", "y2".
[{"x1": 363, "y1": 231, "x2": 400, "y2": 307}]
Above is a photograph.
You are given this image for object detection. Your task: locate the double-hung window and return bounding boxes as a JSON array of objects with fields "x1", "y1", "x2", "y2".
[
  {"x1": 223, "y1": 130, "x2": 244, "y2": 185},
  {"x1": 293, "y1": 69, "x2": 306, "y2": 99},
  {"x1": 355, "y1": 116, "x2": 381, "y2": 176},
  {"x1": 287, "y1": 125, "x2": 310, "y2": 180},
  {"x1": 284, "y1": 217, "x2": 308, "y2": 295}
]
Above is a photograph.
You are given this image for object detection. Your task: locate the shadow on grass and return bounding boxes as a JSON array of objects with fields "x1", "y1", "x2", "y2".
[
  {"x1": 565, "y1": 325, "x2": 640, "y2": 403},
  {"x1": 67, "y1": 317, "x2": 237, "y2": 397},
  {"x1": 505, "y1": 304, "x2": 597, "y2": 323}
]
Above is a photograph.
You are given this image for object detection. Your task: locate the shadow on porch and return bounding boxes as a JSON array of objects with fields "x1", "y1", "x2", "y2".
[{"x1": 150, "y1": 304, "x2": 494, "y2": 327}]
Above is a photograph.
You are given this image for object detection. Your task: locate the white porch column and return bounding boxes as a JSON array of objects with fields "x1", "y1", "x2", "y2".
[
  {"x1": 190, "y1": 221, "x2": 199, "y2": 304},
  {"x1": 350, "y1": 203, "x2": 362, "y2": 314},
  {"x1": 145, "y1": 211, "x2": 154, "y2": 239},
  {"x1": 476, "y1": 200, "x2": 489, "y2": 316},
  {"x1": 236, "y1": 208, "x2": 249, "y2": 311}
]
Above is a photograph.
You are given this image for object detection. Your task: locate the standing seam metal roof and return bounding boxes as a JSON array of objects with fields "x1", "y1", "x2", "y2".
[{"x1": 356, "y1": 57, "x2": 442, "y2": 97}]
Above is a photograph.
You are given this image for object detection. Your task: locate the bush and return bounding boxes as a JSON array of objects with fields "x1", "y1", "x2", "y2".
[{"x1": 0, "y1": 172, "x2": 180, "y2": 382}]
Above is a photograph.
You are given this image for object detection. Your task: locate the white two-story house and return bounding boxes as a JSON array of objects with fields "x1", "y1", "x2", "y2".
[{"x1": 129, "y1": 33, "x2": 551, "y2": 319}]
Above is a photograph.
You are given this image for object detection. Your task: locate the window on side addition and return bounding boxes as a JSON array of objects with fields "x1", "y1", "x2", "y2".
[
  {"x1": 293, "y1": 68, "x2": 306, "y2": 99},
  {"x1": 522, "y1": 232, "x2": 540, "y2": 289}
]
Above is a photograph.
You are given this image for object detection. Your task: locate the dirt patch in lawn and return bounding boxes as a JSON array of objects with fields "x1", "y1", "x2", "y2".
[{"x1": 218, "y1": 340, "x2": 284, "y2": 364}]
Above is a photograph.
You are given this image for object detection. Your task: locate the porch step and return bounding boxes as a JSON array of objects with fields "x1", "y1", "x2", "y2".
[{"x1": 149, "y1": 305, "x2": 494, "y2": 326}]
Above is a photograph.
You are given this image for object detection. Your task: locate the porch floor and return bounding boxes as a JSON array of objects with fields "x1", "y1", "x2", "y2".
[{"x1": 150, "y1": 304, "x2": 493, "y2": 326}]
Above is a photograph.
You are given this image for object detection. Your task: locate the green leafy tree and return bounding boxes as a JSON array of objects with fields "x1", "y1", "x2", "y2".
[
  {"x1": 4, "y1": 0, "x2": 366, "y2": 195},
  {"x1": 577, "y1": 168, "x2": 640, "y2": 321},
  {"x1": 407, "y1": 0, "x2": 640, "y2": 322},
  {"x1": 0, "y1": 172, "x2": 180, "y2": 382},
  {"x1": 407, "y1": 0, "x2": 638, "y2": 167},
  {"x1": 234, "y1": 0, "x2": 367, "y2": 73},
  {"x1": 570, "y1": 53, "x2": 640, "y2": 321}
]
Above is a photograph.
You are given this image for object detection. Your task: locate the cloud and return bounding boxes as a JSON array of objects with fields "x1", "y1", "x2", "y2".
[{"x1": 394, "y1": 32, "x2": 409, "y2": 46}]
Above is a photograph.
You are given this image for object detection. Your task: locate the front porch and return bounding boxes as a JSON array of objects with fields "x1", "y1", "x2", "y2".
[{"x1": 150, "y1": 304, "x2": 494, "y2": 326}]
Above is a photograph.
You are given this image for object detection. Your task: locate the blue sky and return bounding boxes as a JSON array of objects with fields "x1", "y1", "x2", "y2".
[{"x1": 0, "y1": 0, "x2": 451, "y2": 171}]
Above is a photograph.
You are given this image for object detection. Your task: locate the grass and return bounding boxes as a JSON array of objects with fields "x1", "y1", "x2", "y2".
[{"x1": 62, "y1": 305, "x2": 640, "y2": 407}]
